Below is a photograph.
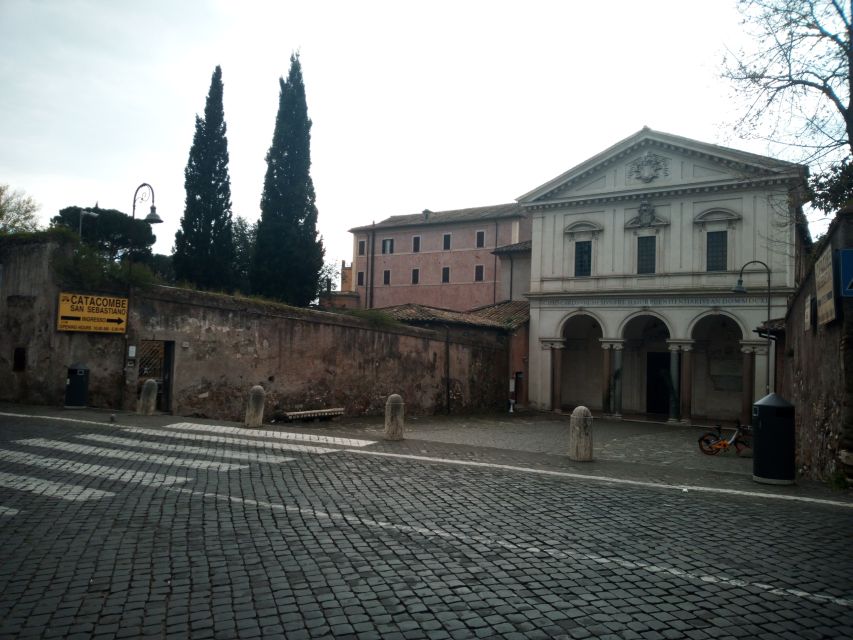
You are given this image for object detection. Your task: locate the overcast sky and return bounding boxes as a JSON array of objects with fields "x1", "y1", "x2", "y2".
[{"x1": 0, "y1": 0, "x2": 822, "y2": 268}]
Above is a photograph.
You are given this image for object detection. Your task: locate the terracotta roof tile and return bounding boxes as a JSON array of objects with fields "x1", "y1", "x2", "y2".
[
  {"x1": 350, "y1": 203, "x2": 523, "y2": 232},
  {"x1": 469, "y1": 300, "x2": 529, "y2": 329},
  {"x1": 379, "y1": 303, "x2": 506, "y2": 329}
]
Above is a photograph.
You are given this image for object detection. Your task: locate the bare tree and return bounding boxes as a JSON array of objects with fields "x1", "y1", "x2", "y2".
[
  {"x1": 0, "y1": 184, "x2": 40, "y2": 233},
  {"x1": 724, "y1": 0, "x2": 852, "y2": 165}
]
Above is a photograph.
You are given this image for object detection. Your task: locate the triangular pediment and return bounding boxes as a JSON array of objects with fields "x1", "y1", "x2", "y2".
[{"x1": 517, "y1": 128, "x2": 804, "y2": 206}]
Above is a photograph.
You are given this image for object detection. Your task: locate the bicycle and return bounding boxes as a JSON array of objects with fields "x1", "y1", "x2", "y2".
[{"x1": 698, "y1": 421, "x2": 752, "y2": 456}]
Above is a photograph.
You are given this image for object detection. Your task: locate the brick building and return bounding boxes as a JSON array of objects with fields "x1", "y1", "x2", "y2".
[{"x1": 348, "y1": 204, "x2": 531, "y2": 311}]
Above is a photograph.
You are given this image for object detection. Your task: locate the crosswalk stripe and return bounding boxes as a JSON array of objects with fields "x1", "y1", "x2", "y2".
[
  {"x1": 0, "y1": 471, "x2": 115, "y2": 501},
  {"x1": 161, "y1": 421, "x2": 375, "y2": 447},
  {"x1": 15, "y1": 439, "x2": 249, "y2": 472},
  {"x1": 100, "y1": 428, "x2": 337, "y2": 455},
  {"x1": 0, "y1": 449, "x2": 189, "y2": 486},
  {"x1": 0, "y1": 505, "x2": 21, "y2": 516},
  {"x1": 76, "y1": 433, "x2": 307, "y2": 461}
]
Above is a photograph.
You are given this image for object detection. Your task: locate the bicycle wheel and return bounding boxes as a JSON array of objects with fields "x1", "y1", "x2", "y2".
[{"x1": 698, "y1": 433, "x2": 722, "y2": 455}]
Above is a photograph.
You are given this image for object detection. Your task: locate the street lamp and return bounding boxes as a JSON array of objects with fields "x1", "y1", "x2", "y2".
[
  {"x1": 732, "y1": 260, "x2": 772, "y2": 395},
  {"x1": 78, "y1": 208, "x2": 98, "y2": 237},
  {"x1": 128, "y1": 183, "x2": 163, "y2": 280}
]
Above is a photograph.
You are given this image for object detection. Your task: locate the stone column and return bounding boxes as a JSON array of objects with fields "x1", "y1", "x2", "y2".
[
  {"x1": 384, "y1": 394, "x2": 405, "y2": 440},
  {"x1": 612, "y1": 343, "x2": 624, "y2": 419},
  {"x1": 244, "y1": 385, "x2": 265, "y2": 428},
  {"x1": 679, "y1": 345, "x2": 693, "y2": 424},
  {"x1": 667, "y1": 344, "x2": 680, "y2": 423},
  {"x1": 568, "y1": 406, "x2": 593, "y2": 461},
  {"x1": 600, "y1": 343, "x2": 613, "y2": 414},
  {"x1": 551, "y1": 345, "x2": 564, "y2": 413},
  {"x1": 741, "y1": 346, "x2": 756, "y2": 425}
]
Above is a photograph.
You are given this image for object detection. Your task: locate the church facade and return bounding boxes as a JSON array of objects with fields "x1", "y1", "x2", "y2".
[{"x1": 519, "y1": 128, "x2": 807, "y2": 423}]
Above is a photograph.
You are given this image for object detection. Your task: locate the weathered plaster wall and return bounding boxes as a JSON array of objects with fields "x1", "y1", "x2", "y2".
[
  {"x1": 125, "y1": 287, "x2": 507, "y2": 420},
  {"x1": 781, "y1": 210, "x2": 853, "y2": 481},
  {"x1": 0, "y1": 240, "x2": 508, "y2": 419},
  {"x1": 0, "y1": 241, "x2": 126, "y2": 408}
]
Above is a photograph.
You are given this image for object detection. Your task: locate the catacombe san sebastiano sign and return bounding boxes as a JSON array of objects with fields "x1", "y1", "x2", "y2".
[
  {"x1": 815, "y1": 247, "x2": 836, "y2": 326},
  {"x1": 57, "y1": 292, "x2": 128, "y2": 333}
]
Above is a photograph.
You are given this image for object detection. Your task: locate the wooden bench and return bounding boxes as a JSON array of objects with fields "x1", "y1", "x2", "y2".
[{"x1": 284, "y1": 408, "x2": 345, "y2": 422}]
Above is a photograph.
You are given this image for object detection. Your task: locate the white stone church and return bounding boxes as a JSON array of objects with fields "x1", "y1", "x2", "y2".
[{"x1": 519, "y1": 128, "x2": 807, "y2": 423}]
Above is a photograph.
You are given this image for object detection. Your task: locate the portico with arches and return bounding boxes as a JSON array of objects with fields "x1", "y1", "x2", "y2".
[{"x1": 521, "y1": 128, "x2": 806, "y2": 424}]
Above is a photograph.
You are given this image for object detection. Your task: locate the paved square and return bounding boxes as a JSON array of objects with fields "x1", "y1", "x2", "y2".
[{"x1": 1, "y1": 413, "x2": 851, "y2": 639}]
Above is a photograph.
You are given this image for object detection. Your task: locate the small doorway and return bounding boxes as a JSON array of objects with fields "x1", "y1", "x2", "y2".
[
  {"x1": 646, "y1": 352, "x2": 670, "y2": 415},
  {"x1": 137, "y1": 340, "x2": 175, "y2": 412}
]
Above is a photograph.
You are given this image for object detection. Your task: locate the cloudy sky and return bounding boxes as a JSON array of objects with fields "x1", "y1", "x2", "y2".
[{"x1": 0, "y1": 0, "x2": 820, "y2": 268}]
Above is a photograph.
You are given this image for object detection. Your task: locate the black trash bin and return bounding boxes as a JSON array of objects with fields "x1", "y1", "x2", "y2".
[
  {"x1": 751, "y1": 393, "x2": 795, "y2": 485},
  {"x1": 64, "y1": 363, "x2": 89, "y2": 408}
]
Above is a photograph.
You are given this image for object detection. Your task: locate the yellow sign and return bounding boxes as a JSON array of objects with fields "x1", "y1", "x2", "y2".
[{"x1": 57, "y1": 292, "x2": 128, "y2": 333}]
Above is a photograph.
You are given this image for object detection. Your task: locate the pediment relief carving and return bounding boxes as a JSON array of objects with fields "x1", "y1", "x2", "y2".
[
  {"x1": 624, "y1": 201, "x2": 669, "y2": 229},
  {"x1": 626, "y1": 151, "x2": 670, "y2": 184}
]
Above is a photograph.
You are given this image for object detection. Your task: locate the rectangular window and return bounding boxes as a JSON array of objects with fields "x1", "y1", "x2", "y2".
[
  {"x1": 637, "y1": 236, "x2": 656, "y2": 274},
  {"x1": 706, "y1": 231, "x2": 727, "y2": 272},
  {"x1": 383, "y1": 270, "x2": 391, "y2": 285},
  {"x1": 357, "y1": 271, "x2": 364, "y2": 286},
  {"x1": 381, "y1": 238, "x2": 394, "y2": 254},
  {"x1": 476, "y1": 230, "x2": 485, "y2": 248},
  {"x1": 412, "y1": 236, "x2": 421, "y2": 253},
  {"x1": 442, "y1": 267, "x2": 450, "y2": 283},
  {"x1": 411, "y1": 268, "x2": 419, "y2": 284},
  {"x1": 358, "y1": 239, "x2": 366, "y2": 256},
  {"x1": 575, "y1": 240, "x2": 592, "y2": 277},
  {"x1": 443, "y1": 233, "x2": 451, "y2": 250},
  {"x1": 13, "y1": 347, "x2": 26, "y2": 372},
  {"x1": 474, "y1": 265, "x2": 484, "y2": 282}
]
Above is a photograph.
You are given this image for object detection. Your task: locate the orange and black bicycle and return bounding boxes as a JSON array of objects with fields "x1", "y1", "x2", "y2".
[{"x1": 698, "y1": 421, "x2": 752, "y2": 456}]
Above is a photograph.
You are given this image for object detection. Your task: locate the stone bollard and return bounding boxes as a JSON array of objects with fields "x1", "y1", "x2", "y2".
[
  {"x1": 568, "y1": 405, "x2": 593, "y2": 461},
  {"x1": 137, "y1": 379, "x2": 158, "y2": 416},
  {"x1": 384, "y1": 394, "x2": 405, "y2": 441},
  {"x1": 245, "y1": 385, "x2": 266, "y2": 428}
]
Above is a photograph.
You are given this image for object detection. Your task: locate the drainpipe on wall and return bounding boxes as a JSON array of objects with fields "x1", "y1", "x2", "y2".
[
  {"x1": 492, "y1": 220, "x2": 498, "y2": 304},
  {"x1": 368, "y1": 223, "x2": 376, "y2": 309},
  {"x1": 508, "y1": 254, "x2": 514, "y2": 301},
  {"x1": 444, "y1": 324, "x2": 451, "y2": 415}
]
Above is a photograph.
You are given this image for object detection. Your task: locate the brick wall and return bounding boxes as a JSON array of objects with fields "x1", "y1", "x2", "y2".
[{"x1": 781, "y1": 210, "x2": 853, "y2": 481}]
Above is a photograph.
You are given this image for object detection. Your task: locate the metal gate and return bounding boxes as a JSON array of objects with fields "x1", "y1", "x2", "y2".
[{"x1": 137, "y1": 340, "x2": 173, "y2": 411}]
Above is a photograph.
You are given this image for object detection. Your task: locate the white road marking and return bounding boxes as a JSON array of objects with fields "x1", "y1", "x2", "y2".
[
  {"x1": 0, "y1": 505, "x2": 21, "y2": 516},
  {"x1": 166, "y1": 484, "x2": 853, "y2": 609},
  {"x1": 15, "y1": 438, "x2": 249, "y2": 472},
  {"x1": 82, "y1": 429, "x2": 335, "y2": 456},
  {"x1": 0, "y1": 471, "x2": 115, "y2": 501},
  {"x1": 346, "y1": 449, "x2": 853, "y2": 509},
  {"x1": 0, "y1": 411, "x2": 112, "y2": 427},
  {"x1": 0, "y1": 449, "x2": 189, "y2": 486},
  {"x1": 163, "y1": 421, "x2": 375, "y2": 447}
]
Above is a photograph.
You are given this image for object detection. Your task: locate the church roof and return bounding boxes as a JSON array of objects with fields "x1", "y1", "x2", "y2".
[{"x1": 349, "y1": 203, "x2": 523, "y2": 233}]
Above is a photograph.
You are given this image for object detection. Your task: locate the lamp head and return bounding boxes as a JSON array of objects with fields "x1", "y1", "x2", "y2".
[
  {"x1": 731, "y1": 278, "x2": 747, "y2": 294},
  {"x1": 144, "y1": 205, "x2": 163, "y2": 224}
]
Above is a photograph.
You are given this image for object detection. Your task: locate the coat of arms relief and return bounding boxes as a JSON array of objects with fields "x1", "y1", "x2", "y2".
[{"x1": 627, "y1": 151, "x2": 670, "y2": 183}]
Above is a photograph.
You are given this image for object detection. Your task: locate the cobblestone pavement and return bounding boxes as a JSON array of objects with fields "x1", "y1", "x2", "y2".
[{"x1": 1, "y1": 408, "x2": 851, "y2": 639}]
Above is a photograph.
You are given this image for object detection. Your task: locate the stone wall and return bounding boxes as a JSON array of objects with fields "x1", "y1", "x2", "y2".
[
  {"x1": 781, "y1": 210, "x2": 853, "y2": 481},
  {"x1": 0, "y1": 239, "x2": 508, "y2": 419}
]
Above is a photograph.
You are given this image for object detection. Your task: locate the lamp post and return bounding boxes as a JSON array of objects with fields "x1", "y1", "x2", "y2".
[
  {"x1": 128, "y1": 183, "x2": 163, "y2": 280},
  {"x1": 78, "y1": 208, "x2": 99, "y2": 237},
  {"x1": 732, "y1": 260, "x2": 772, "y2": 395}
]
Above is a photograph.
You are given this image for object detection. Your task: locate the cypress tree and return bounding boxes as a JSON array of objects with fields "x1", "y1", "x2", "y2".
[
  {"x1": 251, "y1": 53, "x2": 325, "y2": 305},
  {"x1": 174, "y1": 65, "x2": 235, "y2": 290}
]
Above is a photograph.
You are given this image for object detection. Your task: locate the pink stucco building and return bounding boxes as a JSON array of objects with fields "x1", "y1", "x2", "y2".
[{"x1": 348, "y1": 204, "x2": 531, "y2": 311}]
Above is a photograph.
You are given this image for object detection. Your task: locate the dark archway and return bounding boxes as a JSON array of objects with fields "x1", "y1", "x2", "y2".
[
  {"x1": 621, "y1": 315, "x2": 672, "y2": 416},
  {"x1": 559, "y1": 314, "x2": 604, "y2": 411},
  {"x1": 690, "y1": 315, "x2": 744, "y2": 421}
]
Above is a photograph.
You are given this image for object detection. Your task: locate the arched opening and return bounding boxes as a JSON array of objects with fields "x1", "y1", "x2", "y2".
[
  {"x1": 621, "y1": 315, "x2": 672, "y2": 416},
  {"x1": 559, "y1": 314, "x2": 604, "y2": 411},
  {"x1": 690, "y1": 314, "x2": 744, "y2": 421}
]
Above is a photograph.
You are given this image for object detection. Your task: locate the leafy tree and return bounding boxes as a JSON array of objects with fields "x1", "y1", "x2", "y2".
[
  {"x1": 52, "y1": 205, "x2": 156, "y2": 264},
  {"x1": 232, "y1": 215, "x2": 256, "y2": 293},
  {"x1": 724, "y1": 0, "x2": 852, "y2": 163},
  {"x1": 0, "y1": 184, "x2": 40, "y2": 233},
  {"x1": 251, "y1": 53, "x2": 325, "y2": 306},
  {"x1": 174, "y1": 65, "x2": 235, "y2": 290},
  {"x1": 809, "y1": 160, "x2": 853, "y2": 213}
]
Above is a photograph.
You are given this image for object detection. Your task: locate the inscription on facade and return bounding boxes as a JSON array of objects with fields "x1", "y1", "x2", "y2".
[{"x1": 541, "y1": 296, "x2": 768, "y2": 307}]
